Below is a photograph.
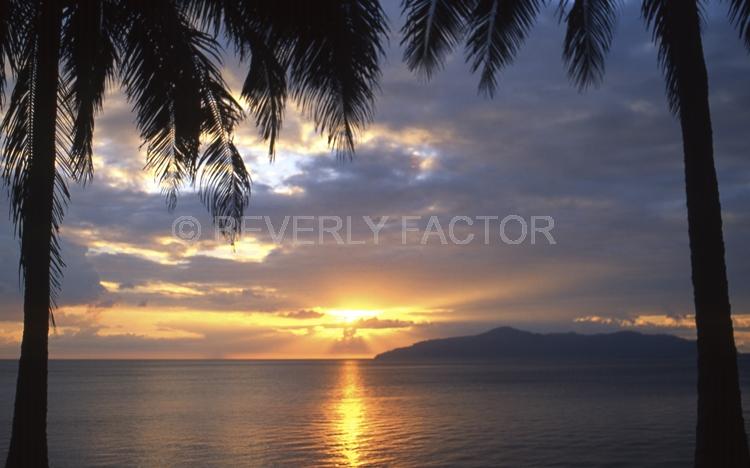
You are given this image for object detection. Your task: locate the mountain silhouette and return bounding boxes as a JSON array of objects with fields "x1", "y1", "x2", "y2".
[{"x1": 374, "y1": 327, "x2": 695, "y2": 361}]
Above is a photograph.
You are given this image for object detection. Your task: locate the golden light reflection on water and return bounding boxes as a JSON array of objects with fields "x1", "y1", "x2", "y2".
[{"x1": 335, "y1": 361, "x2": 366, "y2": 466}]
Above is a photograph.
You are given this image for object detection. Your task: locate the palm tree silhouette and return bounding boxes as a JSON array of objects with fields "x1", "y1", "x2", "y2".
[
  {"x1": 0, "y1": 1, "x2": 386, "y2": 466},
  {"x1": 400, "y1": 0, "x2": 750, "y2": 466}
]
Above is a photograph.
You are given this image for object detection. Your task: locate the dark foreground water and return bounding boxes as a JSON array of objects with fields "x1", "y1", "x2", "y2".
[{"x1": 1, "y1": 359, "x2": 749, "y2": 467}]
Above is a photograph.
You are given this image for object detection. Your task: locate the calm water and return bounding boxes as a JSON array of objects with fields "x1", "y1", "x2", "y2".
[{"x1": 1, "y1": 359, "x2": 749, "y2": 467}]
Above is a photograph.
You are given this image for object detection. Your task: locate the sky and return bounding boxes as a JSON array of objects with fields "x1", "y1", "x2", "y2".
[{"x1": 1, "y1": 1, "x2": 749, "y2": 358}]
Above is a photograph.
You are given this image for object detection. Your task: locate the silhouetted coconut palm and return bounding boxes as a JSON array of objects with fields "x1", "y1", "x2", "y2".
[
  {"x1": 0, "y1": 0, "x2": 386, "y2": 465},
  {"x1": 400, "y1": 0, "x2": 750, "y2": 466}
]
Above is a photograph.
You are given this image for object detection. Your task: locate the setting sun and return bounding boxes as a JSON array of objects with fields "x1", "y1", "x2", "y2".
[{"x1": 328, "y1": 309, "x2": 378, "y2": 323}]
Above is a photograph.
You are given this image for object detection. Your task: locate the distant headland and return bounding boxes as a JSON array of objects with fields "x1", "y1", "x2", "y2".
[{"x1": 374, "y1": 327, "x2": 695, "y2": 361}]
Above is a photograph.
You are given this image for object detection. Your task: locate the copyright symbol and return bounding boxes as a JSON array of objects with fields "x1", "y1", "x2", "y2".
[{"x1": 172, "y1": 216, "x2": 201, "y2": 242}]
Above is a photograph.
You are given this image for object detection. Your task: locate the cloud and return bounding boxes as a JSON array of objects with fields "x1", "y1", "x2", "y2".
[
  {"x1": 352, "y1": 317, "x2": 413, "y2": 329},
  {"x1": 574, "y1": 314, "x2": 695, "y2": 329},
  {"x1": 279, "y1": 309, "x2": 325, "y2": 320},
  {"x1": 330, "y1": 328, "x2": 370, "y2": 355},
  {"x1": 574, "y1": 313, "x2": 750, "y2": 337}
]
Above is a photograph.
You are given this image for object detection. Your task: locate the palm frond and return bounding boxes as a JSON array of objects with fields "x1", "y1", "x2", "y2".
[
  {"x1": 119, "y1": 1, "x2": 209, "y2": 209},
  {"x1": 642, "y1": 0, "x2": 705, "y2": 115},
  {"x1": 193, "y1": 0, "x2": 258, "y2": 42},
  {"x1": 182, "y1": 0, "x2": 227, "y2": 35},
  {"x1": 2, "y1": 49, "x2": 36, "y2": 244},
  {"x1": 185, "y1": 1, "x2": 288, "y2": 160},
  {"x1": 729, "y1": 0, "x2": 750, "y2": 49},
  {"x1": 240, "y1": 30, "x2": 288, "y2": 161},
  {"x1": 189, "y1": 0, "x2": 387, "y2": 159},
  {"x1": 60, "y1": 0, "x2": 118, "y2": 183},
  {"x1": 119, "y1": 1, "x2": 249, "y2": 235},
  {"x1": 217, "y1": 0, "x2": 291, "y2": 161},
  {"x1": 1, "y1": 23, "x2": 71, "y2": 306},
  {"x1": 401, "y1": 0, "x2": 472, "y2": 79},
  {"x1": 55, "y1": 75, "x2": 77, "y2": 182},
  {"x1": 0, "y1": 0, "x2": 10, "y2": 107},
  {"x1": 559, "y1": 0, "x2": 619, "y2": 90},
  {"x1": 287, "y1": 0, "x2": 388, "y2": 157},
  {"x1": 198, "y1": 138, "x2": 251, "y2": 243},
  {"x1": 465, "y1": 0, "x2": 543, "y2": 97},
  {"x1": 197, "y1": 63, "x2": 250, "y2": 242},
  {"x1": 0, "y1": 0, "x2": 31, "y2": 107}
]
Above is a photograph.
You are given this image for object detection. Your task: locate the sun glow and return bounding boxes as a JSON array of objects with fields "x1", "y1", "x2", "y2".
[{"x1": 328, "y1": 309, "x2": 377, "y2": 323}]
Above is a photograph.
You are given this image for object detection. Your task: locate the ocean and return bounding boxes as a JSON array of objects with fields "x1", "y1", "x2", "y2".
[{"x1": 1, "y1": 358, "x2": 749, "y2": 467}]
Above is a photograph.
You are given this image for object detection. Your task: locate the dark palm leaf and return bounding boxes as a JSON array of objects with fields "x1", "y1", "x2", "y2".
[
  {"x1": 197, "y1": 66, "x2": 250, "y2": 242},
  {"x1": 198, "y1": 138, "x2": 251, "y2": 242},
  {"x1": 286, "y1": 0, "x2": 388, "y2": 157},
  {"x1": 240, "y1": 30, "x2": 288, "y2": 161},
  {"x1": 119, "y1": 1, "x2": 214, "y2": 209},
  {"x1": 182, "y1": 0, "x2": 228, "y2": 35},
  {"x1": 1, "y1": 22, "x2": 73, "y2": 307},
  {"x1": 186, "y1": 0, "x2": 289, "y2": 160},
  {"x1": 60, "y1": 0, "x2": 118, "y2": 183},
  {"x1": 729, "y1": 0, "x2": 750, "y2": 49},
  {"x1": 119, "y1": 0, "x2": 249, "y2": 234},
  {"x1": 187, "y1": 0, "x2": 387, "y2": 158},
  {"x1": 0, "y1": 0, "x2": 32, "y2": 106},
  {"x1": 2, "y1": 51, "x2": 36, "y2": 249},
  {"x1": 465, "y1": 0, "x2": 543, "y2": 97},
  {"x1": 0, "y1": 0, "x2": 10, "y2": 107},
  {"x1": 642, "y1": 0, "x2": 704, "y2": 115},
  {"x1": 185, "y1": 0, "x2": 262, "y2": 46},
  {"x1": 559, "y1": 0, "x2": 619, "y2": 90},
  {"x1": 401, "y1": 0, "x2": 472, "y2": 79}
]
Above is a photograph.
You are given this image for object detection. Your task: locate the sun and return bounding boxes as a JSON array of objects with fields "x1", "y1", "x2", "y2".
[{"x1": 328, "y1": 309, "x2": 376, "y2": 323}]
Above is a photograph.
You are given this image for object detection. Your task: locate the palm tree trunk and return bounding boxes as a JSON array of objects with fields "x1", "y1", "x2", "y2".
[
  {"x1": 673, "y1": 3, "x2": 750, "y2": 467},
  {"x1": 5, "y1": 2, "x2": 62, "y2": 467}
]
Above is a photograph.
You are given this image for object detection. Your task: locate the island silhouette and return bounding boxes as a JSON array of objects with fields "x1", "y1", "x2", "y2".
[{"x1": 375, "y1": 327, "x2": 696, "y2": 361}]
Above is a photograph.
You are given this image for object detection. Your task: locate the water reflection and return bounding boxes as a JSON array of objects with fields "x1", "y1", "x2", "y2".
[{"x1": 334, "y1": 360, "x2": 366, "y2": 466}]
